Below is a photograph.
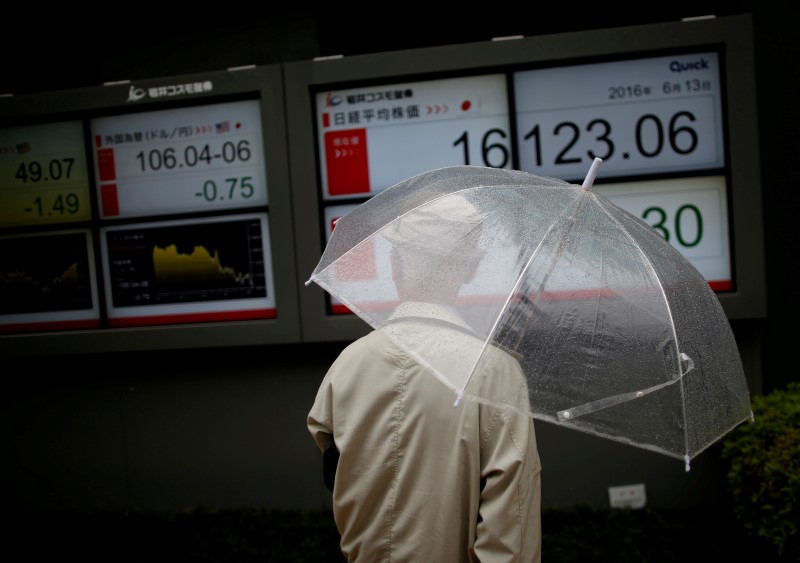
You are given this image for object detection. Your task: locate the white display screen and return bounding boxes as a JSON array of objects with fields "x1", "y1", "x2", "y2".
[
  {"x1": 91, "y1": 99, "x2": 268, "y2": 219},
  {"x1": 316, "y1": 74, "x2": 512, "y2": 200},
  {"x1": 320, "y1": 174, "x2": 732, "y2": 316},
  {"x1": 512, "y1": 51, "x2": 730, "y2": 289},
  {"x1": 594, "y1": 175, "x2": 731, "y2": 290},
  {"x1": 513, "y1": 52, "x2": 725, "y2": 180}
]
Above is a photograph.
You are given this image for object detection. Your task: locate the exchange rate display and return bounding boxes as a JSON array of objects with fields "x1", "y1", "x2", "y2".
[
  {"x1": 0, "y1": 64, "x2": 300, "y2": 351},
  {"x1": 91, "y1": 99, "x2": 268, "y2": 219},
  {"x1": 90, "y1": 99, "x2": 278, "y2": 327}
]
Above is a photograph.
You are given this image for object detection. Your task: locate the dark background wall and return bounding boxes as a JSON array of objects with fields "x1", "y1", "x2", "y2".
[{"x1": 2, "y1": 3, "x2": 797, "y2": 514}]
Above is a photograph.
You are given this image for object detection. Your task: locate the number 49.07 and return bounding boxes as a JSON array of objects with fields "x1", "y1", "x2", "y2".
[{"x1": 16, "y1": 158, "x2": 75, "y2": 182}]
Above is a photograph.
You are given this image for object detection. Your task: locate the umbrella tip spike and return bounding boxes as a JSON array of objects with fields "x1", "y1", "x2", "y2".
[
  {"x1": 453, "y1": 390, "x2": 464, "y2": 407},
  {"x1": 581, "y1": 157, "x2": 603, "y2": 190},
  {"x1": 684, "y1": 455, "x2": 691, "y2": 472}
]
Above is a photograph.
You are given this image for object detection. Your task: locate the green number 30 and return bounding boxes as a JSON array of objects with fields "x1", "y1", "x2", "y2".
[{"x1": 642, "y1": 204, "x2": 703, "y2": 248}]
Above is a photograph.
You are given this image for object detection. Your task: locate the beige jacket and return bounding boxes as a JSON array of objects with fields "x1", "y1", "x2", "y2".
[{"x1": 307, "y1": 308, "x2": 541, "y2": 562}]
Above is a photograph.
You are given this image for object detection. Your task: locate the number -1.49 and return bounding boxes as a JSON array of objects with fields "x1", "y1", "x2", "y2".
[{"x1": 28, "y1": 193, "x2": 81, "y2": 215}]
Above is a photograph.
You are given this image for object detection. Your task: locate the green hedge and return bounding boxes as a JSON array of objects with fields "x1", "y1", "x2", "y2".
[{"x1": 720, "y1": 381, "x2": 800, "y2": 560}]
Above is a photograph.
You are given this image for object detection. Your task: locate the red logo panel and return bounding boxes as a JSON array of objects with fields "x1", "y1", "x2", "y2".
[{"x1": 324, "y1": 129, "x2": 369, "y2": 196}]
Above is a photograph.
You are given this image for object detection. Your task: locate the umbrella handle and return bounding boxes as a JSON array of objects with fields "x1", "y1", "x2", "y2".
[
  {"x1": 581, "y1": 157, "x2": 603, "y2": 190},
  {"x1": 556, "y1": 353, "x2": 694, "y2": 421}
]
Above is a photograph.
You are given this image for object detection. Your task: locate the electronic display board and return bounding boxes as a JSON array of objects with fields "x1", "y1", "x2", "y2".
[
  {"x1": 0, "y1": 121, "x2": 91, "y2": 228},
  {"x1": 513, "y1": 52, "x2": 732, "y2": 290},
  {"x1": 91, "y1": 99, "x2": 269, "y2": 219},
  {"x1": 0, "y1": 65, "x2": 301, "y2": 355},
  {"x1": 513, "y1": 53, "x2": 725, "y2": 179},
  {"x1": 594, "y1": 175, "x2": 731, "y2": 291},
  {"x1": 285, "y1": 14, "x2": 766, "y2": 343},
  {"x1": 317, "y1": 74, "x2": 512, "y2": 200}
]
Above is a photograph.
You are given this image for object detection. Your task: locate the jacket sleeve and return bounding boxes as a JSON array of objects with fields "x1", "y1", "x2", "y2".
[
  {"x1": 308, "y1": 367, "x2": 336, "y2": 440},
  {"x1": 474, "y1": 406, "x2": 542, "y2": 563},
  {"x1": 307, "y1": 373, "x2": 340, "y2": 491},
  {"x1": 322, "y1": 437, "x2": 339, "y2": 492},
  {"x1": 307, "y1": 368, "x2": 335, "y2": 451}
]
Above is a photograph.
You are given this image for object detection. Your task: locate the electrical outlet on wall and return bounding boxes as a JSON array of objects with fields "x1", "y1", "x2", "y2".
[{"x1": 608, "y1": 484, "x2": 646, "y2": 509}]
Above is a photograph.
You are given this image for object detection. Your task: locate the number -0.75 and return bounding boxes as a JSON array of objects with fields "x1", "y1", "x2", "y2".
[{"x1": 195, "y1": 177, "x2": 255, "y2": 202}]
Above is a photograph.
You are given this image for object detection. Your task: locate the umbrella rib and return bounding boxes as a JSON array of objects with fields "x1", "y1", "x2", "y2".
[
  {"x1": 592, "y1": 195, "x2": 692, "y2": 460},
  {"x1": 516, "y1": 212, "x2": 578, "y2": 346},
  {"x1": 593, "y1": 195, "x2": 680, "y2": 343}
]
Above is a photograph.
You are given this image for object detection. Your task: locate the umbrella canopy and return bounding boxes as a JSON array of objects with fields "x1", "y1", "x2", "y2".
[{"x1": 306, "y1": 160, "x2": 752, "y2": 470}]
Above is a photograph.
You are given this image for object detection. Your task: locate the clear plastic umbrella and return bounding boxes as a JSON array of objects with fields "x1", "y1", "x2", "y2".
[{"x1": 306, "y1": 159, "x2": 752, "y2": 470}]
